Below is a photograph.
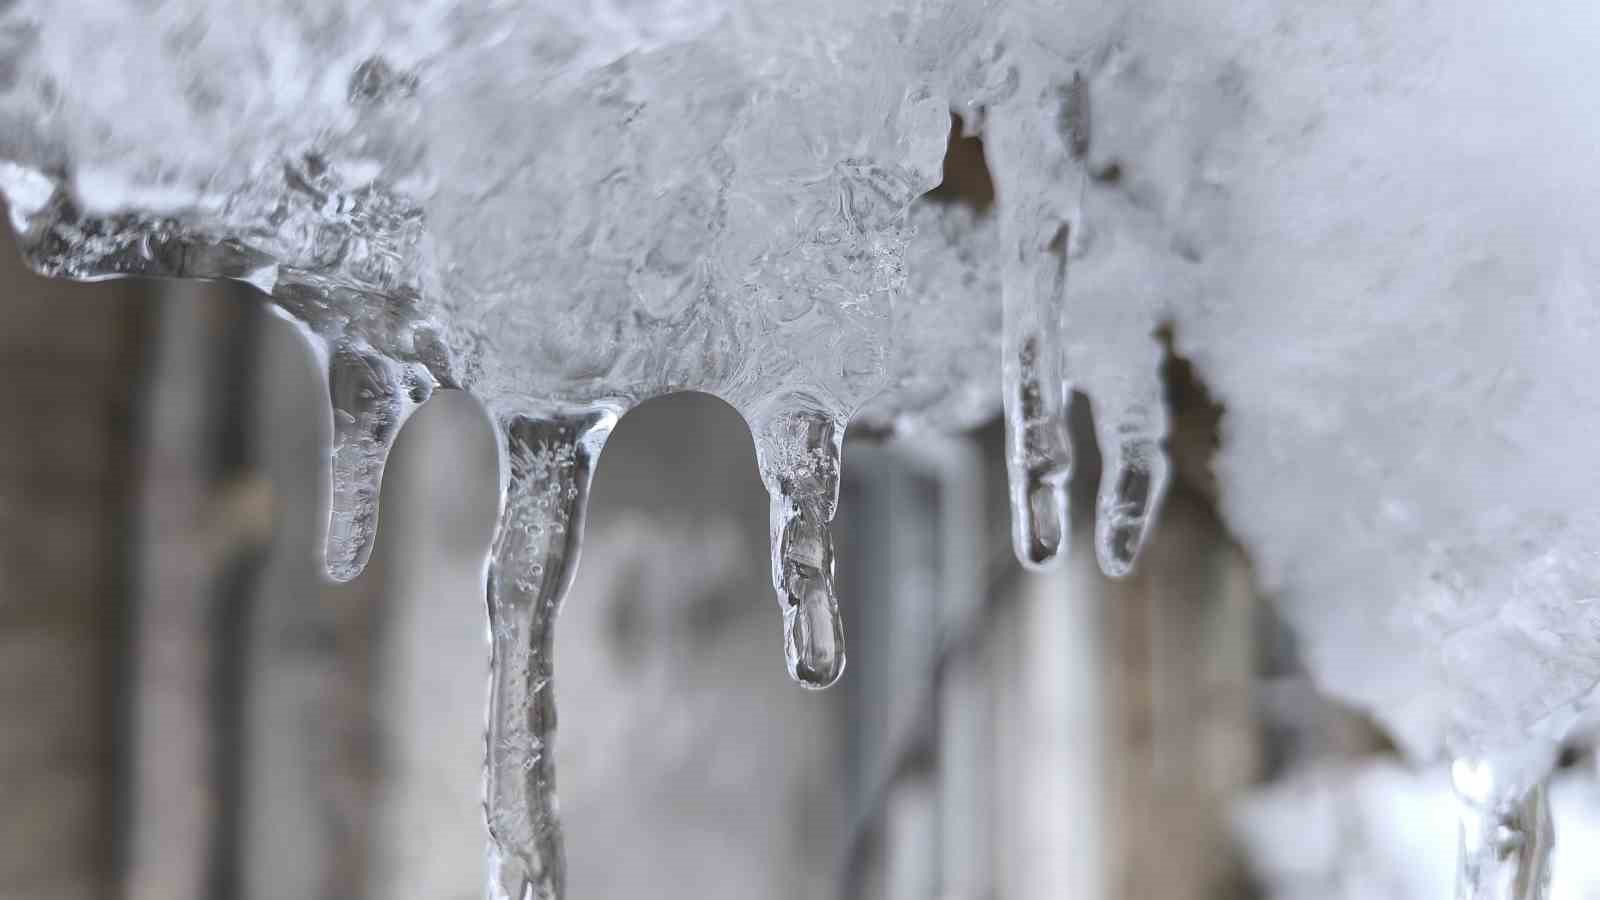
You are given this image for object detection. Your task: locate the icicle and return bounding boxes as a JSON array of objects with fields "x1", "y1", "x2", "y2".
[
  {"x1": 483, "y1": 410, "x2": 615, "y2": 900},
  {"x1": 989, "y1": 80, "x2": 1085, "y2": 572},
  {"x1": 988, "y1": 72, "x2": 1173, "y2": 577},
  {"x1": 323, "y1": 343, "x2": 433, "y2": 582},
  {"x1": 996, "y1": 213, "x2": 1076, "y2": 571},
  {"x1": 1452, "y1": 753, "x2": 1556, "y2": 900},
  {"x1": 1092, "y1": 392, "x2": 1169, "y2": 577},
  {"x1": 751, "y1": 397, "x2": 847, "y2": 689},
  {"x1": 1000, "y1": 321, "x2": 1073, "y2": 571}
]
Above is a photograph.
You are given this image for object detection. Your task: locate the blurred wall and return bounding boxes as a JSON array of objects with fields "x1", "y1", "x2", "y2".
[{"x1": 0, "y1": 234, "x2": 149, "y2": 900}]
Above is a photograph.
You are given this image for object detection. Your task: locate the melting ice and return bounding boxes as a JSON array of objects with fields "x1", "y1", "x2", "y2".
[{"x1": 4, "y1": 0, "x2": 1600, "y2": 896}]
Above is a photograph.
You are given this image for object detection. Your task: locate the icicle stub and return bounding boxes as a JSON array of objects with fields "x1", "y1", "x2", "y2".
[
  {"x1": 323, "y1": 342, "x2": 433, "y2": 581},
  {"x1": 483, "y1": 410, "x2": 615, "y2": 900},
  {"x1": 1451, "y1": 753, "x2": 1556, "y2": 900},
  {"x1": 752, "y1": 397, "x2": 848, "y2": 689},
  {"x1": 1092, "y1": 392, "x2": 1169, "y2": 577},
  {"x1": 998, "y1": 328, "x2": 1075, "y2": 566}
]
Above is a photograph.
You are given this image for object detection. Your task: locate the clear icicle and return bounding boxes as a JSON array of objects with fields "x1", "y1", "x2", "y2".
[
  {"x1": 483, "y1": 410, "x2": 615, "y2": 900},
  {"x1": 1092, "y1": 393, "x2": 1169, "y2": 577},
  {"x1": 1000, "y1": 323, "x2": 1073, "y2": 571},
  {"x1": 996, "y1": 201, "x2": 1077, "y2": 570},
  {"x1": 1452, "y1": 754, "x2": 1556, "y2": 900},
  {"x1": 323, "y1": 342, "x2": 433, "y2": 581},
  {"x1": 752, "y1": 399, "x2": 847, "y2": 689},
  {"x1": 988, "y1": 77, "x2": 1087, "y2": 572}
]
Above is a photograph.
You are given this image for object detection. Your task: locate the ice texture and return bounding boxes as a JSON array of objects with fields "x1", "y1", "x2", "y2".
[
  {"x1": 5, "y1": 0, "x2": 1600, "y2": 894},
  {"x1": 485, "y1": 413, "x2": 611, "y2": 899}
]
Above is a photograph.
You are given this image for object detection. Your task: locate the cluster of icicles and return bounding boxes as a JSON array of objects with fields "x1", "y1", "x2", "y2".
[
  {"x1": 7, "y1": 131, "x2": 1169, "y2": 900},
  {"x1": 23, "y1": 183, "x2": 1563, "y2": 900},
  {"x1": 1, "y1": 9, "x2": 1581, "y2": 900},
  {"x1": 313, "y1": 138, "x2": 1161, "y2": 900},
  {"x1": 6, "y1": 120, "x2": 1561, "y2": 900}
]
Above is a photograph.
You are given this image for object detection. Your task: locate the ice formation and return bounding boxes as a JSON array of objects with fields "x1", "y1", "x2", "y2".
[
  {"x1": 3, "y1": 0, "x2": 1599, "y2": 896},
  {"x1": 1238, "y1": 762, "x2": 1600, "y2": 900}
]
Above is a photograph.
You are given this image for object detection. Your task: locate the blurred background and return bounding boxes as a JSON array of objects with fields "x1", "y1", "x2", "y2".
[{"x1": 10, "y1": 214, "x2": 1581, "y2": 899}]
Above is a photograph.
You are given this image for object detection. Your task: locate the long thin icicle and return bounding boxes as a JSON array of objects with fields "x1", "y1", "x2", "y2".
[
  {"x1": 484, "y1": 410, "x2": 615, "y2": 900},
  {"x1": 752, "y1": 397, "x2": 848, "y2": 689},
  {"x1": 1452, "y1": 754, "x2": 1556, "y2": 900},
  {"x1": 323, "y1": 341, "x2": 433, "y2": 581},
  {"x1": 988, "y1": 76, "x2": 1085, "y2": 571}
]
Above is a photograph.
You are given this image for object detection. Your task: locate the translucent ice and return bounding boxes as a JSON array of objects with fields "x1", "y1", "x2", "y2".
[
  {"x1": 6, "y1": 0, "x2": 1600, "y2": 894},
  {"x1": 484, "y1": 411, "x2": 613, "y2": 900},
  {"x1": 1453, "y1": 753, "x2": 1556, "y2": 900},
  {"x1": 752, "y1": 399, "x2": 848, "y2": 688},
  {"x1": 0, "y1": 0, "x2": 1177, "y2": 587}
]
